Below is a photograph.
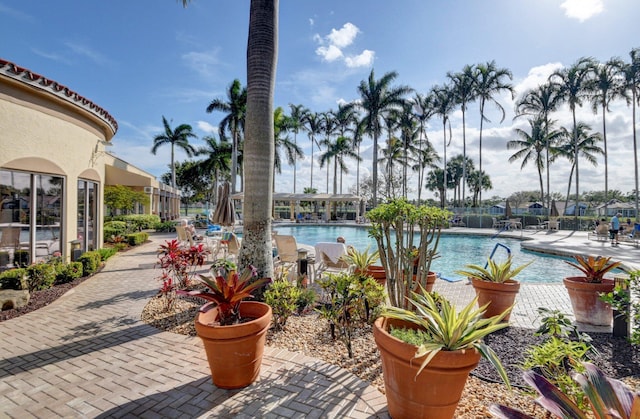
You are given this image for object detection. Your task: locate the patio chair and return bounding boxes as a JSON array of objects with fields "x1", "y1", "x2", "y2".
[
  {"x1": 314, "y1": 242, "x2": 353, "y2": 281},
  {"x1": 0, "y1": 226, "x2": 20, "y2": 249},
  {"x1": 220, "y1": 232, "x2": 240, "y2": 263},
  {"x1": 273, "y1": 234, "x2": 305, "y2": 280},
  {"x1": 547, "y1": 217, "x2": 560, "y2": 231},
  {"x1": 175, "y1": 225, "x2": 190, "y2": 246}
]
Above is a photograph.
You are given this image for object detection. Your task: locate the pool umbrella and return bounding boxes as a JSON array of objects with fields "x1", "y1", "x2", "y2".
[
  {"x1": 212, "y1": 182, "x2": 236, "y2": 227},
  {"x1": 550, "y1": 200, "x2": 559, "y2": 217},
  {"x1": 505, "y1": 200, "x2": 512, "y2": 218}
]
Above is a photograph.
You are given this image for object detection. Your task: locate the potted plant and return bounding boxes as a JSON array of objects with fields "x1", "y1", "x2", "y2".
[
  {"x1": 177, "y1": 265, "x2": 271, "y2": 389},
  {"x1": 563, "y1": 255, "x2": 622, "y2": 326},
  {"x1": 341, "y1": 245, "x2": 385, "y2": 285},
  {"x1": 374, "y1": 288, "x2": 511, "y2": 419},
  {"x1": 367, "y1": 198, "x2": 451, "y2": 310},
  {"x1": 456, "y1": 256, "x2": 532, "y2": 321}
]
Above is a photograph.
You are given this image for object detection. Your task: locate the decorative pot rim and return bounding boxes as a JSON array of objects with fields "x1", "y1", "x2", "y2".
[
  {"x1": 563, "y1": 276, "x2": 615, "y2": 285},
  {"x1": 470, "y1": 277, "x2": 520, "y2": 286}
]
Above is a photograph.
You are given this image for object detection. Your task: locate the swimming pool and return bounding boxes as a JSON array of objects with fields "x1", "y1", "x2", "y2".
[{"x1": 272, "y1": 224, "x2": 589, "y2": 284}]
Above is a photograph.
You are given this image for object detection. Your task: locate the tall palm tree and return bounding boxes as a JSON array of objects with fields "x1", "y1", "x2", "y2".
[
  {"x1": 380, "y1": 111, "x2": 400, "y2": 198},
  {"x1": 356, "y1": 69, "x2": 410, "y2": 207},
  {"x1": 319, "y1": 136, "x2": 359, "y2": 219},
  {"x1": 473, "y1": 61, "x2": 514, "y2": 206},
  {"x1": 150, "y1": 115, "x2": 197, "y2": 188},
  {"x1": 194, "y1": 135, "x2": 232, "y2": 206},
  {"x1": 395, "y1": 101, "x2": 420, "y2": 198},
  {"x1": 412, "y1": 93, "x2": 437, "y2": 205},
  {"x1": 549, "y1": 57, "x2": 595, "y2": 226},
  {"x1": 429, "y1": 84, "x2": 456, "y2": 208},
  {"x1": 623, "y1": 48, "x2": 640, "y2": 218},
  {"x1": 206, "y1": 79, "x2": 247, "y2": 194},
  {"x1": 447, "y1": 64, "x2": 476, "y2": 204},
  {"x1": 302, "y1": 112, "x2": 324, "y2": 190},
  {"x1": 333, "y1": 102, "x2": 359, "y2": 193},
  {"x1": 515, "y1": 83, "x2": 561, "y2": 214},
  {"x1": 507, "y1": 117, "x2": 562, "y2": 203},
  {"x1": 588, "y1": 58, "x2": 625, "y2": 213},
  {"x1": 274, "y1": 107, "x2": 303, "y2": 187},
  {"x1": 181, "y1": 0, "x2": 277, "y2": 278},
  {"x1": 321, "y1": 111, "x2": 338, "y2": 193},
  {"x1": 467, "y1": 169, "x2": 492, "y2": 207},
  {"x1": 447, "y1": 154, "x2": 474, "y2": 206},
  {"x1": 286, "y1": 104, "x2": 309, "y2": 193},
  {"x1": 553, "y1": 122, "x2": 603, "y2": 216}
]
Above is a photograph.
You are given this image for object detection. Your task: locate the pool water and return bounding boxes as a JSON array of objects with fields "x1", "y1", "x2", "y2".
[{"x1": 272, "y1": 225, "x2": 595, "y2": 284}]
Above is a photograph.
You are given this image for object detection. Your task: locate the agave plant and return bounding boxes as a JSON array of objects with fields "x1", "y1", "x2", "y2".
[
  {"x1": 382, "y1": 288, "x2": 511, "y2": 386},
  {"x1": 177, "y1": 265, "x2": 270, "y2": 325},
  {"x1": 565, "y1": 255, "x2": 622, "y2": 283},
  {"x1": 489, "y1": 362, "x2": 640, "y2": 418},
  {"x1": 341, "y1": 245, "x2": 380, "y2": 272},
  {"x1": 456, "y1": 256, "x2": 532, "y2": 283}
]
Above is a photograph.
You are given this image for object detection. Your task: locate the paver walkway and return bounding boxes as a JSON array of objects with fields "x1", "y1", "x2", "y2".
[
  {"x1": 2, "y1": 226, "x2": 638, "y2": 418},
  {"x1": 0, "y1": 233, "x2": 388, "y2": 418}
]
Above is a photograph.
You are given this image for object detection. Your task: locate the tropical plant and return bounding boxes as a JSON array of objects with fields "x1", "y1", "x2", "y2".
[
  {"x1": 264, "y1": 279, "x2": 301, "y2": 331},
  {"x1": 356, "y1": 69, "x2": 411, "y2": 207},
  {"x1": 429, "y1": 83, "x2": 456, "y2": 208},
  {"x1": 382, "y1": 290, "x2": 511, "y2": 385},
  {"x1": 473, "y1": 60, "x2": 514, "y2": 205},
  {"x1": 286, "y1": 104, "x2": 309, "y2": 193},
  {"x1": 150, "y1": 116, "x2": 197, "y2": 188},
  {"x1": 193, "y1": 135, "x2": 232, "y2": 204},
  {"x1": 178, "y1": 265, "x2": 270, "y2": 326},
  {"x1": 273, "y1": 106, "x2": 303, "y2": 184},
  {"x1": 341, "y1": 245, "x2": 380, "y2": 273},
  {"x1": 600, "y1": 270, "x2": 640, "y2": 345},
  {"x1": 456, "y1": 256, "x2": 532, "y2": 283},
  {"x1": 411, "y1": 92, "x2": 439, "y2": 205},
  {"x1": 302, "y1": 111, "x2": 324, "y2": 191},
  {"x1": 489, "y1": 362, "x2": 640, "y2": 419},
  {"x1": 367, "y1": 198, "x2": 451, "y2": 309},
  {"x1": 156, "y1": 239, "x2": 209, "y2": 289},
  {"x1": 564, "y1": 255, "x2": 621, "y2": 283},
  {"x1": 623, "y1": 47, "x2": 640, "y2": 218}
]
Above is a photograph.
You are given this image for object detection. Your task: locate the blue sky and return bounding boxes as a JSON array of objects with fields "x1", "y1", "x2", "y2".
[{"x1": 2, "y1": 0, "x2": 639, "y2": 201}]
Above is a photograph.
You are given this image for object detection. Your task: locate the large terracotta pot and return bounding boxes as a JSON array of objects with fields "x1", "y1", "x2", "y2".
[
  {"x1": 563, "y1": 277, "x2": 614, "y2": 326},
  {"x1": 470, "y1": 277, "x2": 520, "y2": 321},
  {"x1": 367, "y1": 265, "x2": 387, "y2": 286},
  {"x1": 414, "y1": 271, "x2": 438, "y2": 294},
  {"x1": 373, "y1": 316, "x2": 481, "y2": 419},
  {"x1": 195, "y1": 301, "x2": 272, "y2": 389}
]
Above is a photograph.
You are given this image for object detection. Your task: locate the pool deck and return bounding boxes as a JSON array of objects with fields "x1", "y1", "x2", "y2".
[{"x1": 1, "y1": 226, "x2": 637, "y2": 418}]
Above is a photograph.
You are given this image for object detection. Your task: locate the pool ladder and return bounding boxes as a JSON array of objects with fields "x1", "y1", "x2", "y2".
[{"x1": 484, "y1": 243, "x2": 511, "y2": 269}]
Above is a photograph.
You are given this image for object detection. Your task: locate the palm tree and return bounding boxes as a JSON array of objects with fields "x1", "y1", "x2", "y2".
[
  {"x1": 425, "y1": 168, "x2": 446, "y2": 208},
  {"x1": 429, "y1": 84, "x2": 456, "y2": 208},
  {"x1": 412, "y1": 93, "x2": 437, "y2": 205},
  {"x1": 206, "y1": 79, "x2": 247, "y2": 194},
  {"x1": 473, "y1": 61, "x2": 514, "y2": 206},
  {"x1": 302, "y1": 112, "x2": 324, "y2": 190},
  {"x1": 333, "y1": 102, "x2": 359, "y2": 193},
  {"x1": 274, "y1": 107, "x2": 303, "y2": 188},
  {"x1": 623, "y1": 48, "x2": 640, "y2": 218},
  {"x1": 447, "y1": 64, "x2": 476, "y2": 204},
  {"x1": 553, "y1": 122, "x2": 604, "y2": 217},
  {"x1": 467, "y1": 169, "x2": 492, "y2": 207},
  {"x1": 515, "y1": 83, "x2": 561, "y2": 214},
  {"x1": 395, "y1": 101, "x2": 420, "y2": 198},
  {"x1": 507, "y1": 117, "x2": 562, "y2": 204},
  {"x1": 549, "y1": 57, "x2": 595, "y2": 226},
  {"x1": 180, "y1": 0, "x2": 277, "y2": 278},
  {"x1": 447, "y1": 154, "x2": 474, "y2": 206},
  {"x1": 194, "y1": 135, "x2": 232, "y2": 206},
  {"x1": 150, "y1": 115, "x2": 197, "y2": 188},
  {"x1": 319, "y1": 135, "x2": 359, "y2": 219},
  {"x1": 286, "y1": 104, "x2": 309, "y2": 193},
  {"x1": 321, "y1": 111, "x2": 338, "y2": 193},
  {"x1": 588, "y1": 58, "x2": 625, "y2": 214},
  {"x1": 356, "y1": 69, "x2": 411, "y2": 207}
]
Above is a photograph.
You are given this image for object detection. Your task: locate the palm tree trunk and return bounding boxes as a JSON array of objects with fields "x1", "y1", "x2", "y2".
[
  {"x1": 373, "y1": 130, "x2": 379, "y2": 207},
  {"x1": 310, "y1": 136, "x2": 314, "y2": 190},
  {"x1": 293, "y1": 131, "x2": 297, "y2": 193},
  {"x1": 478, "y1": 101, "x2": 485, "y2": 206},
  {"x1": 545, "y1": 114, "x2": 550, "y2": 216},
  {"x1": 564, "y1": 164, "x2": 575, "y2": 219},
  {"x1": 462, "y1": 109, "x2": 466, "y2": 206},
  {"x1": 633, "y1": 90, "x2": 639, "y2": 219},
  {"x1": 171, "y1": 144, "x2": 176, "y2": 188},
  {"x1": 240, "y1": 0, "x2": 277, "y2": 280},
  {"x1": 442, "y1": 120, "x2": 447, "y2": 209},
  {"x1": 231, "y1": 128, "x2": 238, "y2": 193},
  {"x1": 572, "y1": 108, "x2": 580, "y2": 229},
  {"x1": 602, "y1": 104, "x2": 609, "y2": 214}
]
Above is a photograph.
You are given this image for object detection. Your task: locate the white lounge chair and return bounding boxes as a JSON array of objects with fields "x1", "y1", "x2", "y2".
[{"x1": 314, "y1": 242, "x2": 353, "y2": 281}]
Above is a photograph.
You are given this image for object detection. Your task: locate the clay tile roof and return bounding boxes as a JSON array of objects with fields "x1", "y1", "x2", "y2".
[{"x1": 0, "y1": 58, "x2": 118, "y2": 136}]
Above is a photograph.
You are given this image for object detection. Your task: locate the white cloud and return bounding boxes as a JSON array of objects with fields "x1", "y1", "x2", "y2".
[
  {"x1": 327, "y1": 22, "x2": 359, "y2": 48},
  {"x1": 345, "y1": 50, "x2": 375, "y2": 68},
  {"x1": 196, "y1": 121, "x2": 217, "y2": 134},
  {"x1": 182, "y1": 48, "x2": 223, "y2": 79},
  {"x1": 64, "y1": 41, "x2": 111, "y2": 66},
  {"x1": 316, "y1": 45, "x2": 343, "y2": 62},
  {"x1": 560, "y1": 0, "x2": 603, "y2": 22}
]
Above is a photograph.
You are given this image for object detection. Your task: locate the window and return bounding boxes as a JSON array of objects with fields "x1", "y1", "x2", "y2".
[{"x1": 78, "y1": 179, "x2": 98, "y2": 253}]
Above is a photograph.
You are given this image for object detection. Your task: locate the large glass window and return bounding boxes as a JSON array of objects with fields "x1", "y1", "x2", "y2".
[
  {"x1": 78, "y1": 179, "x2": 98, "y2": 253},
  {"x1": 0, "y1": 170, "x2": 63, "y2": 269}
]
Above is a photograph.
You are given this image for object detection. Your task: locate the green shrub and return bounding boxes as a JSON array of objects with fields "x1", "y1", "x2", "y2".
[
  {"x1": 97, "y1": 247, "x2": 118, "y2": 260},
  {"x1": 113, "y1": 242, "x2": 128, "y2": 252},
  {"x1": 55, "y1": 262, "x2": 83, "y2": 284},
  {"x1": 154, "y1": 221, "x2": 176, "y2": 232},
  {"x1": 107, "y1": 214, "x2": 160, "y2": 231},
  {"x1": 103, "y1": 221, "x2": 129, "y2": 242},
  {"x1": 296, "y1": 288, "x2": 317, "y2": 314},
  {"x1": 126, "y1": 232, "x2": 148, "y2": 246},
  {"x1": 264, "y1": 279, "x2": 302, "y2": 331},
  {"x1": 0, "y1": 268, "x2": 27, "y2": 290},
  {"x1": 78, "y1": 251, "x2": 102, "y2": 276},
  {"x1": 25, "y1": 263, "x2": 57, "y2": 292}
]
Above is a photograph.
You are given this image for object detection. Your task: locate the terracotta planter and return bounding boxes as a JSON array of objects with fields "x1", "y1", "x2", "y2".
[
  {"x1": 563, "y1": 277, "x2": 614, "y2": 326},
  {"x1": 367, "y1": 265, "x2": 387, "y2": 286},
  {"x1": 414, "y1": 271, "x2": 438, "y2": 294},
  {"x1": 195, "y1": 301, "x2": 272, "y2": 389},
  {"x1": 470, "y1": 277, "x2": 520, "y2": 321},
  {"x1": 374, "y1": 316, "x2": 480, "y2": 419}
]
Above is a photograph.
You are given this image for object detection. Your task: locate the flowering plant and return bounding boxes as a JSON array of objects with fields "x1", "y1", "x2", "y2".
[
  {"x1": 178, "y1": 265, "x2": 270, "y2": 325},
  {"x1": 156, "y1": 239, "x2": 209, "y2": 289},
  {"x1": 565, "y1": 255, "x2": 621, "y2": 283}
]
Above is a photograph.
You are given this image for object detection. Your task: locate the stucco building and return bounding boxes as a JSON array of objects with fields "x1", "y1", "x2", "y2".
[{"x1": 0, "y1": 59, "x2": 180, "y2": 268}]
